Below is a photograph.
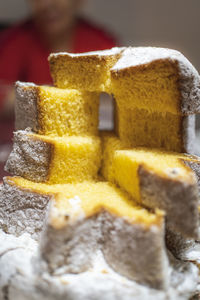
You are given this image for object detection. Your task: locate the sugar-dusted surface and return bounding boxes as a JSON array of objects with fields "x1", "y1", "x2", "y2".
[
  {"x1": 111, "y1": 47, "x2": 200, "y2": 115},
  {"x1": 0, "y1": 230, "x2": 199, "y2": 300},
  {"x1": 49, "y1": 47, "x2": 125, "y2": 59}
]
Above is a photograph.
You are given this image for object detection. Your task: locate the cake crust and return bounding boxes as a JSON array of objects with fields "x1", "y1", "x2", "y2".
[
  {"x1": 40, "y1": 212, "x2": 102, "y2": 275},
  {"x1": 0, "y1": 177, "x2": 52, "y2": 240},
  {"x1": 138, "y1": 164, "x2": 199, "y2": 238},
  {"x1": 49, "y1": 47, "x2": 200, "y2": 115},
  {"x1": 0, "y1": 229, "x2": 199, "y2": 300}
]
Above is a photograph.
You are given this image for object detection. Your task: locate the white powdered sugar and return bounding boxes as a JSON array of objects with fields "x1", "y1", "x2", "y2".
[
  {"x1": 49, "y1": 47, "x2": 124, "y2": 59},
  {"x1": 0, "y1": 230, "x2": 199, "y2": 300}
]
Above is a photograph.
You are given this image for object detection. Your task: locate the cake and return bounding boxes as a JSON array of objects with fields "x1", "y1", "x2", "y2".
[
  {"x1": 15, "y1": 81, "x2": 99, "y2": 136},
  {"x1": 0, "y1": 177, "x2": 167, "y2": 289},
  {"x1": 101, "y1": 133, "x2": 200, "y2": 238},
  {"x1": 1, "y1": 46, "x2": 200, "y2": 299},
  {"x1": 110, "y1": 47, "x2": 200, "y2": 114},
  {"x1": 49, "y1": 47, "x2": 200, "y2": 153},
  {"x1": 5, "y1": 130, "x2": 101, "y2": 183},
  {"x1": 0, "y1": 176, "x2": 51, "y2": 239},
  {"x1": 115, "y1": 106, "x2": 195, "y2": 152},
  {"x1": 49, "y1": 47, "x2": 125, "y2": 92}
]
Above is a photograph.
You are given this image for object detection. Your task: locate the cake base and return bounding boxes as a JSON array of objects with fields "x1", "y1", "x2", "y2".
[{"x1": 0, "y1": 230, "x2": 199, "y2": 300}]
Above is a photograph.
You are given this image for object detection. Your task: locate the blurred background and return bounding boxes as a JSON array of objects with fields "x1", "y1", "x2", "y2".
[
  {"x1": 1, "y1": 0, "x2": 200, "y2": 66},
  {"x1": 0, "y1": 0, "x2": 200, "y2": 179}
]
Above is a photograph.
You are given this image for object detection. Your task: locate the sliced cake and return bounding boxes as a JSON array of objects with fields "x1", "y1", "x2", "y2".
[
  {"x1": 49, "y1": 47, "x2": 200, "y2": 153},
  {"x1": 50, "y1": 47, "x2": 200, "y2": 116},
  {"x1": 111, "y1": 47, "x2": 200, "y2": 115},
  {"x1": 101, "y1": 133, "x2": 200, "y2": 238},
  {"x1": 49, "y1": 47, "x2": 124, "y2": 92},
  {"x1": 2, "y1": 46, "x2": 200, "y2": 296},
  {"x1": 115, "y1": 106, "x2": 195, "y2": 153},
  {"x1": 5, "y1": 130, "x2": 101, "y2": 184},
  {"x1": 15, "y1": 81, "x2": 99, "y2": 136},
  {"x1": 0, "y1": 176, "x2": 167, "y2": 289}
]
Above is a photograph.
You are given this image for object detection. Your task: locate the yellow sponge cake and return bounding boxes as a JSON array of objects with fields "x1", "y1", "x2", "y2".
[
  {"x1": 100, "y1": 131, "x2": 127, "y2": 181},
  {"x1": 49, "y1": 47, "x2": 200, "y2": 153},
  {"x1": 15, "y1": 81, "x2": 99, "y2": 137},
  {"x1": 101, "y1": 133, "x2": 200, "y2": 238},
  {"x1": 49, "y1": 48, "x2": 124, "y2": 92},
  {"x1": 2, "y1": 46, "x2": 200, "y2": 296},
  {"x1": 5, "y1": 130, "x2": 101, "y2": 184}
]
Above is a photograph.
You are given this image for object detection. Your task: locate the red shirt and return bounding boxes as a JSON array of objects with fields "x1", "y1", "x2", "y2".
[{"x1": 0, "y1": 18, "x2": 117, "y2": 86}]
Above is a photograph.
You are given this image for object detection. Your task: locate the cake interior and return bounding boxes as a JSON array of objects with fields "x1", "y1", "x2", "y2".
[
  {"x1": 116, "y1": 107, "x2": 183, "y2": 152},
  {"x1": 111, "y1": 59, "x2": 184, "y2": 152},
  {"x1": 111, "y1": 60, "x2": 181, "y2": 114},
  {"x1": 31, "y1": 133, "x2": 102, "y2": 184},
  {"x1": 50, "y1": 49, "x2": 188, "y2": 152},
  {"x1": 2, "y1": 47, "x2": 200, "y2": 295},
  {"x1": 8, "y1": 177, "x2": 163, "y2": 229},
  {"x1": 112, "y1": 148, "x2": 196, "y2": 203},
  {"x1": 37, "y1": 86, "x2": 99, "y2": 136}
]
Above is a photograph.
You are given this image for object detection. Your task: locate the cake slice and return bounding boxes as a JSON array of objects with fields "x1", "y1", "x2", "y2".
[
  {"x1": 49, "y1": 47, "x2": 200, "y2": 115},
  {"x1": 101, "y1": 133, "x2": 200, "y2": 238},
  {"x1": 111, "y1": 47, "x2": 200, "y2": 152},
  {"x1": 111, "y1": 47, "x2": 200, "y2": 115},
  {"x1": 0, "y1": 176, "x2": 167, "y2": 289},
  {"x1": 15, "y1": 81, "x2": 99, "y2": 136},
  {"x1": 5, "y1": 130, "x2": 101, "y2": 184},
  {"x1": 49, "y1": 47, "x2": 124, "y2": 92}
]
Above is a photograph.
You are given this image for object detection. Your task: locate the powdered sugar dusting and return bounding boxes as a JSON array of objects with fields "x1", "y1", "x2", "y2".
[
  {"x1": 0, "y1": 230, "x2": 199, "y2": 300},
  {"x1": 49, "y1": 47, "x2": 125, "y2": 59}
]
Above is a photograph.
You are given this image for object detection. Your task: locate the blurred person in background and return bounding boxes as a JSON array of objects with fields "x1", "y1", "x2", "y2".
[{"x1": 0, "y1": 0, "x2": 118, "y2": 178}]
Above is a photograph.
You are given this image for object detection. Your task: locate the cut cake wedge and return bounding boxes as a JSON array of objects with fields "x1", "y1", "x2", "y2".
[
  {"x1": 49, "y1": 47, "x2": 124, "y2": 92},
  {"x1": 5, "y1": 130, "x2": 101, "y2": 184},
  {"x1": 101, "y1": 133, "x2": 200, "y2": 238},
  {"x1": 0, "y1": 177, "x2": 167, "y2": 290},
  {"x1": 15, "y1": 81, "x2": 99, "y2": 136}
]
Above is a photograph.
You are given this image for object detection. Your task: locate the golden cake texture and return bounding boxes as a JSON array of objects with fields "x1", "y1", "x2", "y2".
[{"x1": 1, "y1": 47, "x2": 200, "y2": 293}]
